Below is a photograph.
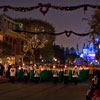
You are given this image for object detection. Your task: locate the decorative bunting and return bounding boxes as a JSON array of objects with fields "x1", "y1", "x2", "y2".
[
  {"x1": 65, "y1": 30, "x2": 71, "y2": 37},
  {"x1": 40, "y1": 7, "x2": 49, "y2": 15},
  {"x1": 0, "y1": 3, "x2": 100, "y2": 15},
  {"x1": 13, "y1": 30, "x2": 92, "y2": 37}
]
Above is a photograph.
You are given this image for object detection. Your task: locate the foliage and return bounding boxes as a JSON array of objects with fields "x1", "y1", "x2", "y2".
[
  {"x1": 53, "y1": 45, "x2": 65, "y2": 64},
  {"x1": 16, "y1": 18, "x2": 55, "y2": 63},
  {"x1": 65, "y1": 47, "x2": 69, "y2": 54},
  {"x1": 88, "y1": 9, "x2": 100, "y2": 61},
  {"x1": 64, "y1": 47, "x2": 79, "y2": 65},
  {"x1": 88, "y1": 9, "x2": 100, "y2": 41},
  {"x1": 96, "y1": 50, "x2": 100, "y2": 61},
  {"x1": 40, "y1": 46, "x2": 54, "y2": 63},
  {"x1": 66, "y1": 54, "x2": 79, "y2": 62},
  {"x1": 15, "y1": 18, "x2": 55, "y2": 46},
  {"x1": 69, "y1": 47, "x2": 76, "y2": 54}
]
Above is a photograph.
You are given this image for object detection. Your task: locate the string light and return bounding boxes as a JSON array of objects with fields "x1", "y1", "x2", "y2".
[
  {"x1": 0, "y1": 3, "x2": 100, "y2": 15},
  {"x1": 13, "y1": 30, "x2": 92, "y2": 37}
]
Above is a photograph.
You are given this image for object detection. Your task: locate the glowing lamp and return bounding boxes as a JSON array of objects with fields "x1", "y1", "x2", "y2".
[{"x1": 89, "y1": 54, "x2": 95, "y2": 56}]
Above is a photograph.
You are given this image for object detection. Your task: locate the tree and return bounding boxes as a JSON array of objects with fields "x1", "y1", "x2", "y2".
[
  {"x1": 69, "y1": 47, "x2": 76, "y2": 54},
  {"x1": 16, "y1": 18, "x2": 55, "y2": 63},
  {"x1": 88, "y1": 9, "x2": 100, "y2": 61},
  {"x1": 88, "y1": 9, "x2": 100, "y2": 41},
  {"x1": 64, "y1": 47, "x2": 78, "y2": 65},
  {"x1": 96, "y1": 50, "x2": 100, "y2": 61},
  {"x1": 65, "y1": 47, "x2": 69, "y2": 54},
  {"x1": 40, "y1": 46, "x2": 54, "y2": 63},
  {"x1": 53, "y1": 45, "x2": 65, "y2": 64},
  {"x1": 66, "y1": 54, "x2": 78, "y2": 65}
]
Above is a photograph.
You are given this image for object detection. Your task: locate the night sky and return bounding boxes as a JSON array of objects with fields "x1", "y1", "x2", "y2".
[{"x1": 0, "y1": 0, "x2": 100, "y2": 51}]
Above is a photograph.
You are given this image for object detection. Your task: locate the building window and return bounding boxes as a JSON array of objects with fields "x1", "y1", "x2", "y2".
[
  {"x1": 5, "y1": 37, "x2": 8, "y2": 41},
  {"x1": 4, "y1": 19, "x2": 6, "y2": 22},
  {"x1": 13, "y1": 24, "x2": 16, "y2": 30},
  {"x1": 9, "y1": 22, "x2": 13, "y2": 30},
  {"x1": 8, "y1": 21, "x2": 10, "y2": 29},
  {"x1": 13, "y1": 39, "x2": 16, "y2": 51},
  {"x1": 14, "y1": 39, "x2": 16, "y2": 43},
  {"x1": 10, "y1": 38, "x2": 12, "y2": 42},
  {"x1": 21, "y1": 41, "x2": 24, "y2": 52},
  {"x1": 12, "y1": 23, "x2": 14, "y2": 30}
]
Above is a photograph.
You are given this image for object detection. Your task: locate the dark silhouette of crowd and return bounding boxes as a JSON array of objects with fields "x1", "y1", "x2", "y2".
[
  {"x1": 86, "y1": 70, "x2": 100, "y2": 100},
  {"x1": 0, "y1": 63, "x2": 90, "y2": 84}
]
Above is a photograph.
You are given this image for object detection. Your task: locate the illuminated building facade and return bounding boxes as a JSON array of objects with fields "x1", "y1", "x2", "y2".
[
  {"x1": 0, "y1": 14, "x2": 25, "y2": 64},
  {"x1": 76, "y1": 36, "x2": 99, "y2": 64}
]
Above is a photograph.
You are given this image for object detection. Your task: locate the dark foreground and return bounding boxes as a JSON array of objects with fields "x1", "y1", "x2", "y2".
[{"x1": 0, "y1": 80, "x2": 90, "y2": 100}]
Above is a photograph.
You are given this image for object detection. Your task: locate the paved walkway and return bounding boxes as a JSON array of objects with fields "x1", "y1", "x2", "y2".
[{"x1": 0, "y1": 79, "x2": 90, "y2": 100}]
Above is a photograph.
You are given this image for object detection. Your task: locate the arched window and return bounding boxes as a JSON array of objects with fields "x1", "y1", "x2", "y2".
[{"x1": 10, "y1": 38, "x2": 12, "y2": 42}]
